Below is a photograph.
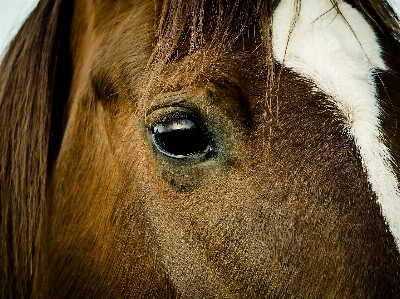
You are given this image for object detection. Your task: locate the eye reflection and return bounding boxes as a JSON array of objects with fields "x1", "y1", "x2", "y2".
[{"x1": 151, "y1": 118, "x2": 211, "y2": 158}]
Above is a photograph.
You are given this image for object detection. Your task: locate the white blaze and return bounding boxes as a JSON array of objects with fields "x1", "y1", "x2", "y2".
[{"x1": 273, "y1": 0, "x2": 400, "y2": 250}]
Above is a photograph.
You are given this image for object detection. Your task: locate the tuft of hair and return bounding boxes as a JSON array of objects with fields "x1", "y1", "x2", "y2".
[
  {"x1": 152, "y1": 0, "x2": 275, "y2": 61},
  {"x1": 143, "y1": 0, "x2": 278, "y2": 103}
]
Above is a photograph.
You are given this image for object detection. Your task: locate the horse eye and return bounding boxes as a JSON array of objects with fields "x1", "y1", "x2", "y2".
[{"x1": 151, "y1": 118, "x2": 211, "y2": 158}]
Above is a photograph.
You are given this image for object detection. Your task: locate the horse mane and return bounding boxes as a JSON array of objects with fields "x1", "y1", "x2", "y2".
[
  {"x1": 0, "y1": 0, "x2": 73, "y2": 297},
  {"x1": 0, "y1": 0, "x2": 399, "y2": 297}
]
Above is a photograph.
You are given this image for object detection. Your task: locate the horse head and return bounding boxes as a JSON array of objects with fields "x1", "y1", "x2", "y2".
[{"x1": 1, "y1": 0, "x2": 400, "y2": 297}]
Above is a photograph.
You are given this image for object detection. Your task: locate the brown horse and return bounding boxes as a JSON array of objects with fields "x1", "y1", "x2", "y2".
[{"x1": 1, "y1": 0, "x2": 400, "y2": 298}]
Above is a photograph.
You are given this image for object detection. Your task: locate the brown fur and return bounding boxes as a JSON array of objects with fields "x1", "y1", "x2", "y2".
[{"x1": 1, "y1": 0, "x2": 400, "y2": 298}]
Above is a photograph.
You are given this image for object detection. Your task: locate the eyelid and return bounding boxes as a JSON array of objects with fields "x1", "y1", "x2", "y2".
[
  {"x1": 145, "y1": 105, "x2": 203, "y2": 131},
  {"x1": 153, "y1": 118, "x2": 196, "y2": 134},
  {"x1": 145, "y1": 93, "x2": 197, "y2": 116},
  {"x1": 151, "y1": 111, "x2": 191, "y2": 127}
]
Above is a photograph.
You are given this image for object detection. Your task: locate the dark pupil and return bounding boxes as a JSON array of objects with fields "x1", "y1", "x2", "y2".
[{"x1": 153, "y1": 118, "x2": 210, "y2": 157}]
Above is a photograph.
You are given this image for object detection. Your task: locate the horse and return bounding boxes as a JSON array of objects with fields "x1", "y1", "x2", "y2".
[{"x1": 1, "y1": 0, "x2": 400, "y2": 297}]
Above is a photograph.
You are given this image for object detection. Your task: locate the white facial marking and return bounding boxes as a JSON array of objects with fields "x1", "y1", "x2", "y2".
[{"x1": 273, "y1": 0, "x2": 400, "y2": 251}]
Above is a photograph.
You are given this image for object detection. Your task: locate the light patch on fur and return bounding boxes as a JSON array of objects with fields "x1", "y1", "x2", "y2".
[{"x1": 272, "y1": 0, "x2": 400, "y2": 250}]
